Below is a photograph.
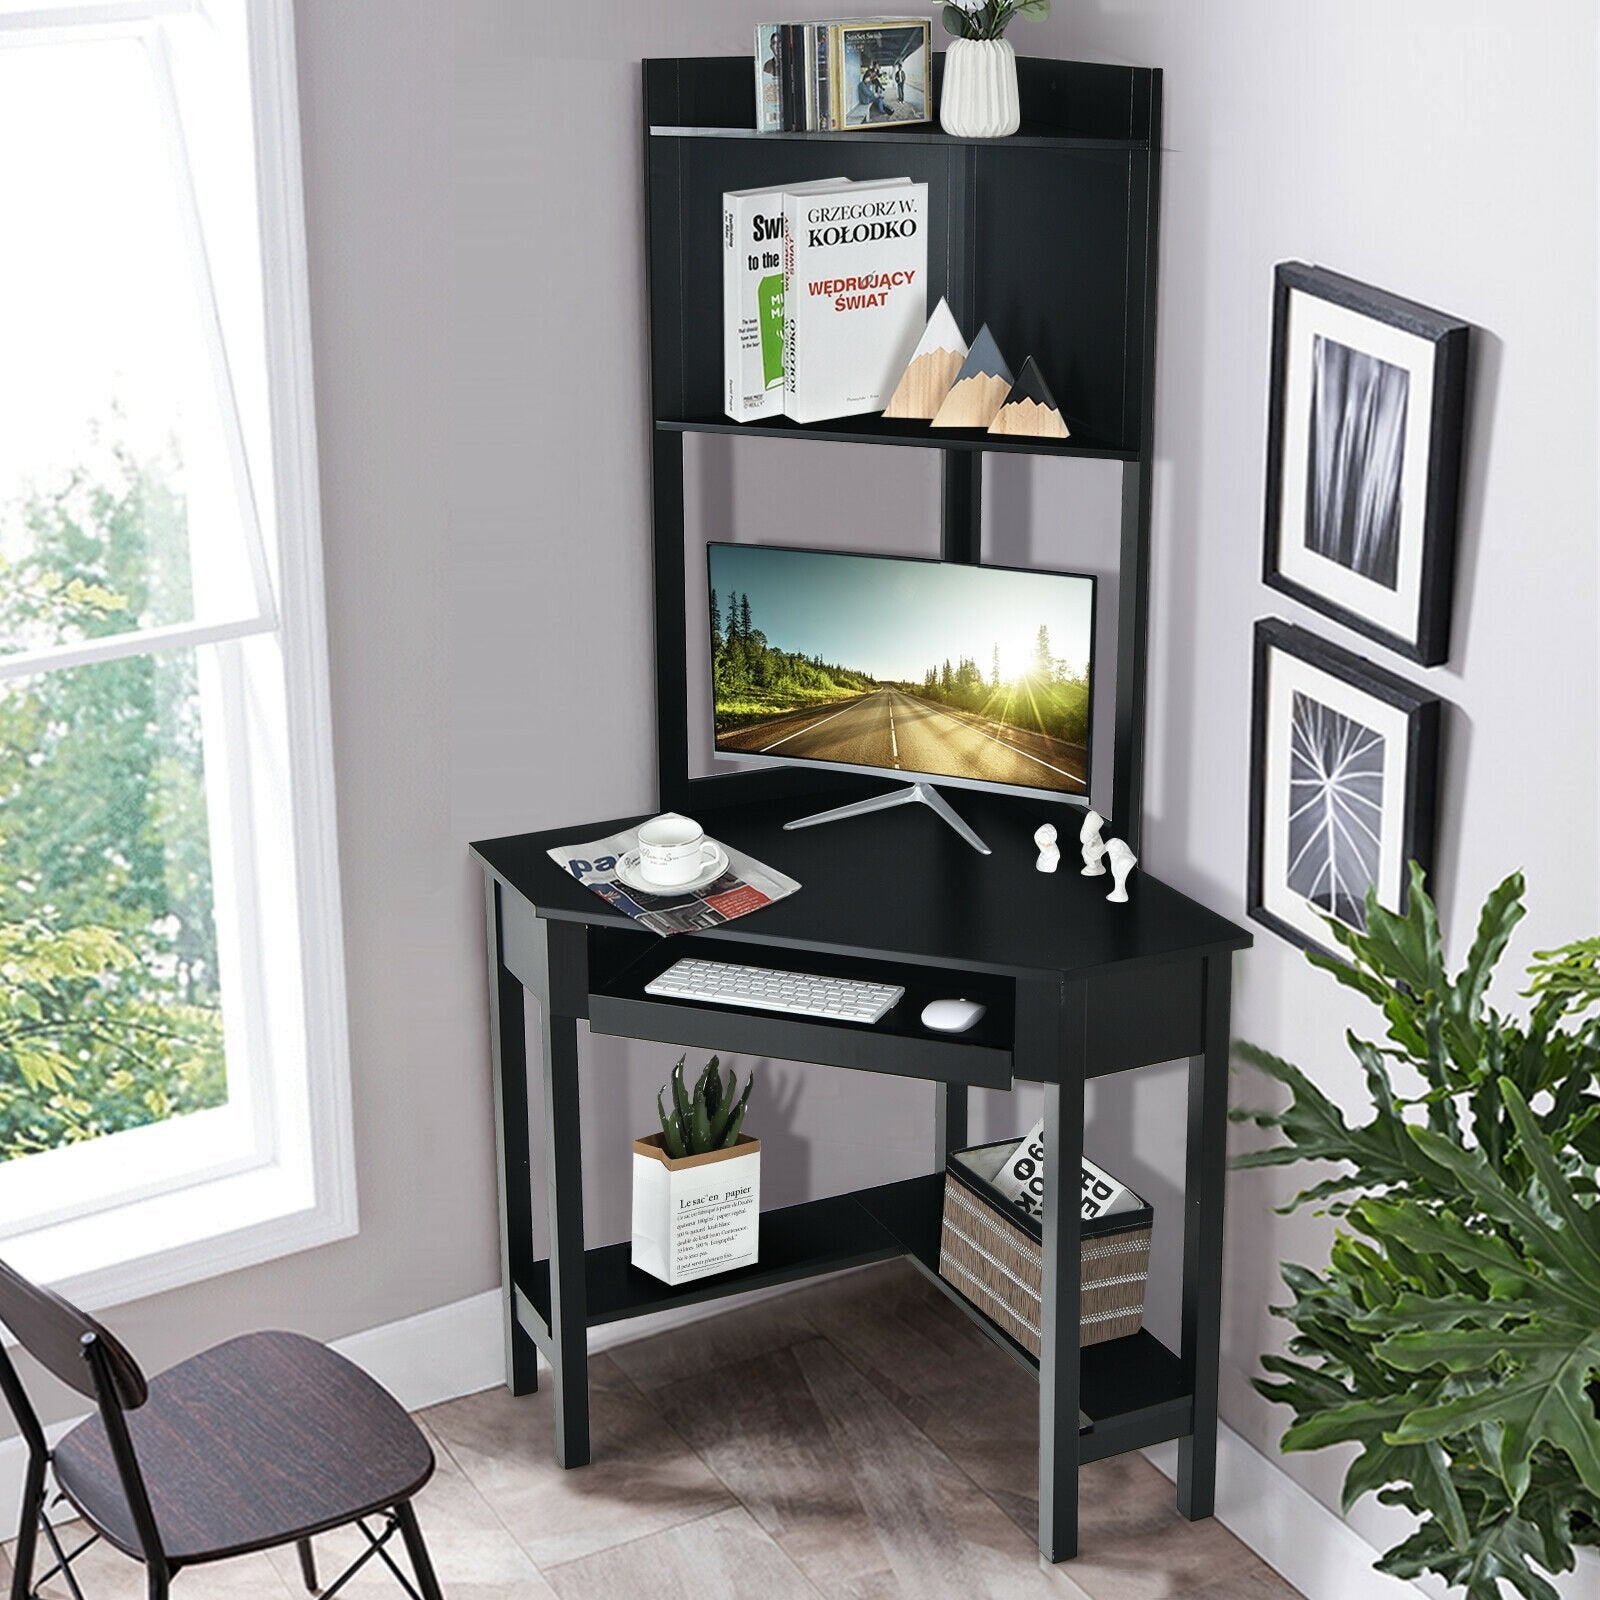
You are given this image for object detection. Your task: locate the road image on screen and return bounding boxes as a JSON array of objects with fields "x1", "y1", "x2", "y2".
[{"x1": 708, "y1": 544, "x2": 1095, "y2": 796}]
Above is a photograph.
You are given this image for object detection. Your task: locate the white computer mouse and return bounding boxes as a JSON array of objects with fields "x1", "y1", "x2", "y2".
[{"x1": 921, "y1": 998, "x2": 987, "y2": 1033}]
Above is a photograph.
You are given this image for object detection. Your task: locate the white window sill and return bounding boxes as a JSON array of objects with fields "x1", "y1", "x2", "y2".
[{"x1": 0, "y1": 1121, "x2": 357, "y2": 1316}]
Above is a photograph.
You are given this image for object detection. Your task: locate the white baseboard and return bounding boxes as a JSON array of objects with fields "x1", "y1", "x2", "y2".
[
  {"x1": 6, "y1": 1278, "x2": 1597, "y2": 1600},
  {"x1": 1142, "y1": 1430, "x2": 1423, "y2": 1599},
  {"x1": 329, "y1": 1288, "x2": 504, "y2": 1412},
  {"x1": 322, "y1": 1271, "x2": 820, "y2": 1410},
  {"x1": 1143, "y1": 1428, "x2": 1600, "y2": 1600}
]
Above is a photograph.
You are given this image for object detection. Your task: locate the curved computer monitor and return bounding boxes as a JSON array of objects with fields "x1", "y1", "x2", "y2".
[{"x1": 706, "y1": 542, "x2": 1095, "y2": 803}]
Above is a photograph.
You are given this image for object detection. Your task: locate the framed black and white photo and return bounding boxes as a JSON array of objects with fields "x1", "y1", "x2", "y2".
[
  {"x1": 1263, "y1": 263, "x2": 1470, "y2": 666},
  {"x1": 1249, "y1": 619, "x2": 1441, "y2": 958}
]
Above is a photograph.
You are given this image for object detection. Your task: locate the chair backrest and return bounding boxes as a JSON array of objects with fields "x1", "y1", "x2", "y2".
[
  {"x1": 0, "y1": 1258, "x2": 170, "y2": 1575},
  {"x1": 0, "y1": 1258, "x2": 147, "y2": 1410}
]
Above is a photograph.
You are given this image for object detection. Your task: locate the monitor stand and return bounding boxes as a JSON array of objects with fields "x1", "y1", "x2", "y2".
[{"x1": 783, "y1": 781, "x2": 991, "y2": 855}]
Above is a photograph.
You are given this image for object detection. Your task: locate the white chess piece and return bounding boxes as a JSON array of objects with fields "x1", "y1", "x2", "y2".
[
  {"x1": 1105, "y1": 838, "x2": 1137, "y2": 903},
  {"x1": 1033, "y1": 823, "x2": 1059, "y2": 874},
  {"x1": 1080, "y1": 809, "x2": 1107, "y2": 876}
]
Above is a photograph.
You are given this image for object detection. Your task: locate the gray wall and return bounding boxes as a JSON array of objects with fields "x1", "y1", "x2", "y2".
[
  {"x1": 18, "y1": 2, "x2": 1597, "y2": 1568},
  {"x1": 1055, "y1": 3, "x2": 1600, "y2": 1562}
]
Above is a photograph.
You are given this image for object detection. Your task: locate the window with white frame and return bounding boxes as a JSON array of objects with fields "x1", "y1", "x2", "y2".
[{"x1": 0, "y1": 0, "x2": 354, "y2": 1306}]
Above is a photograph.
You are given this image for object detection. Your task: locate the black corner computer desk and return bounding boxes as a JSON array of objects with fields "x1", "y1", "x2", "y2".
[{"x1": 471, "y1": 790, "x2": 1250, "y2": 1563}]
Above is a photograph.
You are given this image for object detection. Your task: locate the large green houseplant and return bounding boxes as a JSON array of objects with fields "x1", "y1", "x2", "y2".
[{"x1": 1235, "y1": 869, "x2": 1600, "y2": 1600}]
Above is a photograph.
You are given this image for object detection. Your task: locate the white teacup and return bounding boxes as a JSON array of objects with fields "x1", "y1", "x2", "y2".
[{"x1": 636, "y1": 813, "x2": 719, "y2": 886}]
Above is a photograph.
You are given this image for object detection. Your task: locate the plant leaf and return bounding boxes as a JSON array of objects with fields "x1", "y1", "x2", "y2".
[
  {"x1": 1356, "y1": 1197, "x2": 1538, "y2": 1297},
  {"x1": 1351, "y1": 1292, "x2": 1506, "y2": 1336},
  {"x1": 671, "y1": 1055, "x2": 691, "y2": 1127},
  {"x1": 1458, "y1": 871, "x2": 1526, "y2": 1021},
  {"x1": 1498, "y1": 1077, "x2": 1600, "y2": 1280},
  {"x1": 690, "y1": 1083, "x2": 713, "y2": 1153},
  {"x1": 709, "y1": 1067, "x2": 740, "y2": 1143},
  {"x1": 1281, "y1": 1392, "x2": 1419, "y2": 1453},
  {"x1": 1376, "y1": 1510, "x2": 1563, "y2": 1600},
  {"x1": 719, "y1": 1072, "x2": 755, "y2": 1147},
  {"x1": 1343, "y1": 1438, "x2": 1468, "y2": 1547},
  {"x1": 1402, "y1": 1123, "x2": 1600, "y2": 1305},
  {"x1": 1384, "y1": 1323, "x2": 1600, "y2": 1502},
  {"x1": 1526, "y1": 935, "x2": 1600, "y2": 1016},
  {"x1": 656, "y1": 1090, "x2": 686, "y2": 1160}
]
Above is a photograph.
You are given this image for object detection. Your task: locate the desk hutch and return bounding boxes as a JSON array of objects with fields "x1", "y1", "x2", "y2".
[{"x1": 472, "y1": 56, "x2": 1252, "y2": 1564}]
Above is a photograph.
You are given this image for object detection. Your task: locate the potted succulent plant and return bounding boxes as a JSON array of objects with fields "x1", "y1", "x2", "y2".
[
  {"x1": 939, "y1": 0, "x2": 1051, "y2": 138},
  {"x1": 1235, "y1": 869, "x2": 1600, "y2": 1600},
  {"x1": 631, "y1": 1054, "x2": 759, "y2": 1286}
]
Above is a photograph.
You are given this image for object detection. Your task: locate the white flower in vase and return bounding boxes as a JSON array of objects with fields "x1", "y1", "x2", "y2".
[
  {"x1": 941, "y1": 0, "x2": 1051, "y2": 43},
  {"x1": 938, "y1": 1, "x2": 1049, "y2": 136}
]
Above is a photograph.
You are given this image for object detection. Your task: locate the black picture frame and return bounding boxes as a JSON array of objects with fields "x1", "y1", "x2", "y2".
[
  {"x1": 1248, "y1": 618, "x2": 1442, "y2": 959},
  {"x1": 1263, "y1": 263, "x2": 1470, "y2": 667}
]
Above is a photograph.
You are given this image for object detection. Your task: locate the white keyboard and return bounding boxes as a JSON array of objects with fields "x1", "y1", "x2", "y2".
[{"x1": 645, "y1": 957, "x2": 904, "y2": 1024}]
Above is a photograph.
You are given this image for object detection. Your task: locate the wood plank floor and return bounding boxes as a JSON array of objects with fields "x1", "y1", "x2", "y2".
[{"x1": 11, "y1": 1262, "x2": 1303, "y2": 1598}]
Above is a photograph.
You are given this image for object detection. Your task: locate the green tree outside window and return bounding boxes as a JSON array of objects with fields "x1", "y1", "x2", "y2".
[{"x1": 0, "y1": 443, "x2": 226, "y2": 1161}]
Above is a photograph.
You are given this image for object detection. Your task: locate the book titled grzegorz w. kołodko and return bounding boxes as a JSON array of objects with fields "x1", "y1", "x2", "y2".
[{"x1": 782, "y1": 178, "x2": 928, "y2": 424}]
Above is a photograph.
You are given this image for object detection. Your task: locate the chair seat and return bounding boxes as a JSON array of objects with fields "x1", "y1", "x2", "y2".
[{"x1": 52, "y1": 1330, "x2": 434, "y2": 1564}]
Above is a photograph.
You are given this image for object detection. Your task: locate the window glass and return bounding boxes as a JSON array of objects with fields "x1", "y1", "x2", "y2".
[
  {"x1": 0, "y1": 34, "x2": 234, "y2": 1163},
  {"x1": 0, "y1": 35, "x2": 264, "y2": 660},
  {"x1": 0, "y1": 636, "x2": 226, "y2": 1160}
]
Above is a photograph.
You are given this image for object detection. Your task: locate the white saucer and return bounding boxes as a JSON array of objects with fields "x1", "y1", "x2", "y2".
[{"x1": 616, "y1": 843, "x2": 730, "y2": 896}]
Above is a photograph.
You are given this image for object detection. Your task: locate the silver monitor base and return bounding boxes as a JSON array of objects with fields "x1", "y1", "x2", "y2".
[{"x1": 783, "y1": 781, "x2": 991, "y2": 855}]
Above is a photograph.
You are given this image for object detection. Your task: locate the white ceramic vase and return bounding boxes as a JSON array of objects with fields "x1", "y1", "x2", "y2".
[{"x1": 939, "y1": 37, "x2": 1021, "y2": 138}]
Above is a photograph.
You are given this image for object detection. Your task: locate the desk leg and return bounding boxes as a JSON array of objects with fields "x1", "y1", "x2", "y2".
[
  {"x1": 542, "y1": 1000, "x2": 590, "y2": 1468},
  {"x1": 934, "y1": 1082, "x2": 968, "y2": 1165},
  {"x1": 1177, "y1": 954, "x2": 1231, "y2": 1519},
  {"x1": 1038, "y1": 1074, "x2": 1084, "y2": 1562},
  {"x1": 484, "y1": 879, "x2": 539, "y2": 1396}
]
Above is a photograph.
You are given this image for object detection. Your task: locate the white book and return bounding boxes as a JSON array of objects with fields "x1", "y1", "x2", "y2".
[
  {"x1": 723, "y1": 178, "x2": 848, "y2": 423},
  {"x1": 783, "y1": 178, "x2": 927, "y2": 424},
  {"x1": 991, "y1": 1119, "x2": 1139, "y2": 1223}
]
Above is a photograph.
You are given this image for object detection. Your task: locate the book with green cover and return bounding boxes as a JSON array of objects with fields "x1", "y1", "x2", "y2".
[{"x1": 723, "y1": 179, "x2": 847, "y2": 423}]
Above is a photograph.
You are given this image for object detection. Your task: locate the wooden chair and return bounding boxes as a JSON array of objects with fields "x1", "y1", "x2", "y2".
[{"x1": 0, "y1": 1259, "x2": 444, "y2": 1599}]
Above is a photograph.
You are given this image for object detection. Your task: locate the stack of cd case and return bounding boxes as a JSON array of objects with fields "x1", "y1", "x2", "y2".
[{"x1": 754, "y1": 18, "x2": 931, "y2": 132}]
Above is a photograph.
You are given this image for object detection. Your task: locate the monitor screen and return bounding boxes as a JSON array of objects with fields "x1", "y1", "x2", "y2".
[{"x1": 707, "y1": 543, "x2": 1095, "y2": 799}]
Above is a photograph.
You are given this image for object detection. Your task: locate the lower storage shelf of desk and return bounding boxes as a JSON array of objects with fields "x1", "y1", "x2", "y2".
[{"x1": 514, "y1": 1174, "x2": 1192, "y2": 1464}]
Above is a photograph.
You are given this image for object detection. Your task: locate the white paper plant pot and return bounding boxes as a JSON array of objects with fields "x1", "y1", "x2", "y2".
[{"x1": 631, "y1": 1134, "x2": 761, "y2": 1286}]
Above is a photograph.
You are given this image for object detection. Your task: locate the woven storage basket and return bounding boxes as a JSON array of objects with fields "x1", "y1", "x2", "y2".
[{"x1": 939, "y1": 1139, "x2": 1151, "y2": 1356}]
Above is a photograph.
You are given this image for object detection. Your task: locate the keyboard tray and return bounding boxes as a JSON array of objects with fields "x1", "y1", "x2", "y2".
[{"x1": 587, "y1": 930, "x2": 1013, "y2": 1089}]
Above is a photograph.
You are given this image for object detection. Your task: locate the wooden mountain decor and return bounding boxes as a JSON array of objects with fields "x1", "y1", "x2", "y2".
[
  {"x1": 930, "y1": 323, "x2": 1013, "y2": 429},
  {"x1": 882, "y1": 298, "x2": 968, "y2": 420},
  {"x1": 988, "y1": 356, "x2": 1070, "y2": 439}
]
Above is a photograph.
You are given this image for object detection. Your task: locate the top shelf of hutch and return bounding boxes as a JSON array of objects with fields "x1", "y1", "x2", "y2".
[
  {"x1": 644, "y1": 55, "x2": 1158, "y2": 149},
  {"x1": 649, "y1": 124, "x2": 1147, "y2": 153}
]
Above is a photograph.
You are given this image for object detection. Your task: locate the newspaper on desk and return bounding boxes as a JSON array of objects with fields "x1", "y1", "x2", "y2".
[{"x1": 547, "y1": 826, "x2": 800, "y2": 937}]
